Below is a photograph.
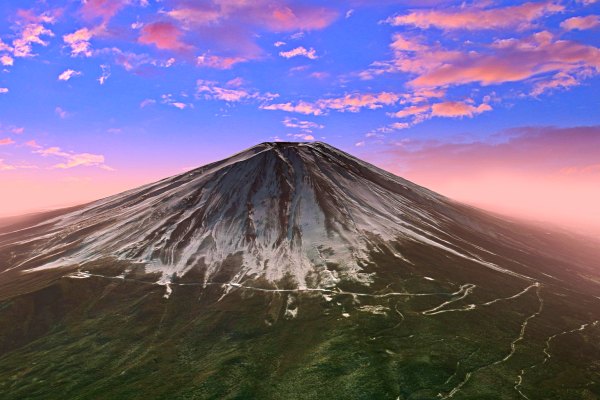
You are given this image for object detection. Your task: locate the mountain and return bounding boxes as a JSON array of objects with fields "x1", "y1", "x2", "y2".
[{"x1": 0, "y1": 141, "x2": 598, "y2": 399}]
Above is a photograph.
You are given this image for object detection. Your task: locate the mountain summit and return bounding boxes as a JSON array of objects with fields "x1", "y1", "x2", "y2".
[
  {"x1": 2, "y1": 141, "x2": 479, "y2": 291},
  {"x1": 0, "y1": 142, "x2": 599, "y2": 399}
]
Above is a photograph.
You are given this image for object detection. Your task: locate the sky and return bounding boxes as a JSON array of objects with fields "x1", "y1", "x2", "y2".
[{"x1": 0, "y1": 0, "x2": 599, "y2": 237}]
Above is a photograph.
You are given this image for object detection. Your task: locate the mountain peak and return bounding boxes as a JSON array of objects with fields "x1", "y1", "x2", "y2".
[
  {"x1": 239, "y1": 140, "x2": 340, "y2": 158},
  {"x1": 5, "y1": 140, "x2": 454, "y2": 290},
  {"x1": 2, "y1": 143, "x2": 599, "y2": 400}
]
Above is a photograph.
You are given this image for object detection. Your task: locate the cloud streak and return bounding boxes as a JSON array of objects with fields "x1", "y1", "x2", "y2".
[
  {"x1": 58, "y1": 69, "x2": 82, "y2": 81},
  {"x1": 63, "y1": 28, "x2": 94, "y2": 57},
  {"x1": 138, "y1": 22, "x2": 192, "y2": 52},
  {"x1": 386, "y1": 1, "x2": 564, "y2": 31},
  {"x1": 279, "y1": 46, "x2": 318, "y2": 59},
  {"x1": 35, "y1": 146, "x2": 113, "y2": 170},
  {"x1": 262, "y1": 92, "x2": 402, "y2": 115},
  {"x1": 561, "y1": 15, "x2": 600, "y2": 31},
  {"x1": 364, "y1": 31, "x2": 600, "y2": 95}
]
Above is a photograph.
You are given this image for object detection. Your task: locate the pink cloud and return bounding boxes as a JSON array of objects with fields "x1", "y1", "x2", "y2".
[
  {"x1": 279, "y1": 46, "x2": 318, "y2": 59},
  {"x1": 63, "y1": 28, "x2": 94, "y2": 57},
  {"x1": 531, "y1": 71, "x2": 582, "y2": 95},
  {"x1": 138, "y1": 22, "x2": 191, "y2": 52},
  {"x1": 386, "y1": 1, "x2": 564, "y2": 31},
  {"x1": 390, "y1": 122, "x2": 410, "y2": 130},
  {"x1": 0, "y1": 158, "x2": 36, "y2": 171},
  {"x1": 196, "y1": 54, "x2": 247, "y2": 69},
  {"x1": 166, "y1": 2, "x2": 337, "y2": 32},
  {"x1": 431, "y1": 101, "x2": 492, "y2": 118},
  {"x1": 196, "y1": 79, "x2": 276, "y2": 103},
  {"x1": 0, "y1": 138, "x2": 15, "y2": 146},
  {"x1": 560, "y1": 163, "x2": 600, "y2": 175},
  {"x1": 266, "y1": 5, "x2": 337, "y2": 31},
  {"x1": 309, "y1": 71, "x2": 330, "y2": 79},
  {"x1": 25, "y1": 140, "x2": 41, "y2": 148},
  {"x1": 12, "y1": 23, "x2": 54, "y2": 58},
  {"x1": 392, "y1": 103, "x2": 430, "y2": 118},
  {"x1": 7, "y1": 9, "x2": 62, "y2": 60},
  {"x1": 161, "y1": 1, "x2": 337, "y2": 63},
  {"x1": 282, "y1": 117, "x2": 324, "y2": 132},
  {"x1": 366, "y1": 31, "x2": 600, "y2": 94},
  {"x1": 160, "y1": 94, "x2": 193, "y2": 110},
  {"x1": 226, "y1": 77, "x2": 245, "y2": 87},
  {"x1": 323, "y1": 92, "x2": 401, "y2": 112},
  {"x1": 286, "y1": 133, "x2": 315, "y2": 141},
  {"x1": 80, "y1": 0, "x2": 129, "y2": 23},
  {"x1": 0, "y1": 55, "x2": 13, "y2": 66},
  {"x1": 165, "y1": 7, "x2": 222, "y2": 27},
  {"x1": 561, "y1": 15, "x2": 600, "y2": 31},
  {"x1": 58, "y1": 69, "x2": 82, "y2": 81},
  {"x1": 140, "y1": 99, "x2": 156, "y2": 108},
  {"x1": 416, "y1": 32, "x2": 599, "y2": 88},
  {"x1": 35, "y1": 145, "x2": 112, "y2": 170},
  {"x1": 261, "y1": 101, "x2": 324, "y2": 115},
  {"x1": 197, "y1": 80, "x2": 250, "y2": 102},
  {"x1": 16, "y1": 8, "x2": 61, "y2": 24},
  {"x1": 390, "y1": 100, "x2": 492, "y2": 126},
  {"x1": 55, "y1": 107, "x2": 69, "y2": 118},
  {"x1": 261, "y1": 92, "x2": 403, "y2": 115},
  {"x1": 0, "y1": 159, "x2": 17, "y2": 171},
  {"x1": 98, "y1": 64, "x2": 110, "y2": 85},
  {"x1": 0, "y1": 39, "x2": 12, "y2": 52}
]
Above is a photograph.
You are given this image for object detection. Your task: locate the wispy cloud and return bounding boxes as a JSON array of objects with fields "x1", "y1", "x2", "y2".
[
  {"x1": 161, "y1": 94, "x2": 193, "y2": 110},
  {"x1": 0, "y1": 55, "x2": 13, "y2": 66},
  {"x1": 55, "y1": 107, "x2": 69, "y2": 119},
  {"x1": 80, "y1": 0, "x2": 129, "y2": 23},
  {"x1": 0, "y1": 159, "x2": 36, "y2": 171},
  {"x1": 98, "y1": 64, "x2": 110, "y2": 85},
  {"x1": 34, "y1": 146, "x2": 113, "y2": 170},
  {"x1": 196, "y1": 54, "x2": 247, "y2": 69},
  {"x1": 286, "y1": 133, "x2": 315, "y2": 141},
  {"x1": 63, "y1": 28, "x2": 93, "y2": 57},
  {"x1": 162, "y1": 1, "x2": 337, "y2": 63},
  {"x1": 431, "y1": 101, "x2": 492, "y2": 118},
  {"x1": 140, "y1": 98, "x2": 156, "y2": 108},
  {"x1": 279, "y1": 46, "x2": 318, "y2": 60},
  {"x1": 11, "y1": 10, "x2": 57, "y2": 58},
  {"x1": 261, "y1": 101, "x2": 324, "y2": 116},
  {"x1": 262, "y1": 92, "x2": 402, "y2": 115},
  {"x1": 282, "y1": 117, "x2": 324, "y2": 132},
  {"x1": 363, "y1": 31, "x2": 600, "y2": 95},
  {"x1": 561, "y1": 15, "x2": 600, "y2": 31},
  {"x1": 196, "y1": 79, "x2": 278, "y2": 103},
  {"x1": 385, "y1": 1, "x2": 564, "y2": 31},
  {"x1": 138, "y1": 22, "x2": 192, "y2": 52},
  {"x1": 58, "y1": 69, "x2": 82, "y2": 81}
]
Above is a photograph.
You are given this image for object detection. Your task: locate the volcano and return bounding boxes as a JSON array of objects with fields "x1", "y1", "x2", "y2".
[{"x1": 0, "y1": 142, "x2": 598, "y2": 399}]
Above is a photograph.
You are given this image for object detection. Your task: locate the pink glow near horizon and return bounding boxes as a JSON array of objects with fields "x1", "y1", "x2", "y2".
[
  {"x1": 404, "y1": 168, "x2": 600, "y2": 238},
  {"x1": 375, "y1": 126, "x2": 600, "y2": 238}
]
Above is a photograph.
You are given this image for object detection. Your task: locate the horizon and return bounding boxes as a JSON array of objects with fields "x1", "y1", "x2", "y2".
[
  {"x1": 1, "y1": 139, "x2": 598, "y2": 241},
  {"x1": 1, "y1": 0, "x2": 599, "y2": 238}
]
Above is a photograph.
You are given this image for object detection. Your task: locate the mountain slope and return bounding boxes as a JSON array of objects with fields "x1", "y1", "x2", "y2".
[{"x1": 0, "y1": 141, "x2": 598, "y2": 399}]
